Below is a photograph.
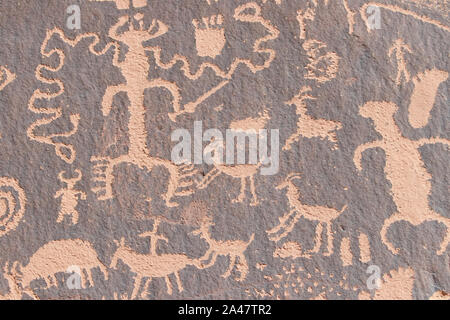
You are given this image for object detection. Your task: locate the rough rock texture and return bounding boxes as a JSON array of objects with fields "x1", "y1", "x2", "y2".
[{"x1": 0, "y1": 0, "x2": 448, "y2": 300}]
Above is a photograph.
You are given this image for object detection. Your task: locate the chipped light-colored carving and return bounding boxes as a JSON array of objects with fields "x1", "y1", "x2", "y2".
[
  {"x1": 358, "y1": 267, "x2": 415, "y2": 300},
  {"x1": 110, "y1": 225, "x2": 205, "y2": 299},
  {"x1": 193, "y1": 15, "x2": 226, "y2": 58},
  {"x1": 429, "y1": 291, "x2": 450, "y2": 300},
  {"x1": 180, "y1": 200, "x2": 209, "y2": 226},
  {"x1": 408, "y1": 68, "x2": 448, "y2": 128},
  {"x1": 388, "y1": 39, "x2": 412, "y2": 86},
  {"x1": 360, "y1": 3, "x2": 450, "y2": 33},
  {"x1": 354, "y1": 101, "x2": 450, "y2": 255},
  {"x1": 267, "y1": 173, "x2": 347, "y2": 257},
  {"x1": 11, "y1": 239, "x2": 108, "y2": 296},
  {"x1": 262, "y1": 0, "x2": 282, "y2": 4},
  {"x1": 340, "y1": 237, "x2": 352, "y2": 266},
  {"x1": 91, "y1": 14, "x2": 198, "y2": 207},
  {"x1": 0, "y1": 66, "x2": 15, "y2": 91},
  {"x1": 55, "y1": 170, "x2": 86, "y2": 225},
  {"x1": 273, "y1": 241, "x2": 310, "y2": 259},
  {"x1": 358, "y1": 232, "x2": 371, "y2": 263},
  {"x1": 197, "y1": 110, "x2": 270, "y2": 206},
  {"x1": 90, "y1": 0, "x2": 147, "y2": 9},
  {"x1": 0, "y1": 263, "x2": 23, "y2": 300},
  {"x1": 191, "y1": 215, "x2": 254, "y2": 281},
  {"x1": 303, "y1": 40, "x2": 339, "y2": 84},
  {"x1": 342, "y1": 0, "x2": 356, "y2": 34},
  {"x1": 283, "y1": 86, "x2": 342, "y2": 151},
  {"x1": 0, "y1": 177, "x2": 26, "y2": 238},
  {"x1": 229, "y1": 109, "x2": 270, "y2": 131},
  {"x1": 28, "y1": 28, "x2": 116, "y2": 164},
  {"x1": 296, "y1": 8, "x2": 315, "y2": 40},
  {"x1": 145, "y1": 2, "x2": 279, "y2": 119}
]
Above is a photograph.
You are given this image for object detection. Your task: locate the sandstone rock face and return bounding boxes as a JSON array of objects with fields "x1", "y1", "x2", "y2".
[{"x1": 0, "y1": 0, "x2": 448, "y2": 300}]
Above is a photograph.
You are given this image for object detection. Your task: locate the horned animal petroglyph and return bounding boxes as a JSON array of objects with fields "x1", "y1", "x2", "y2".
[
  {"x1": 191, "y1": 216, "x2": 254, "y2": 281},
  {"x1": 267, "y1": 173, "x2": 347, "y2": 256},
  {"x1": 283, "y1": 86, "x2": 342, "y2": 150},
  {"x1": 110, "y1": 220, "x2": 204, "y2": 298},
  {"x1": 197, "y1": 110, "x2": 271, "y2": 206}
]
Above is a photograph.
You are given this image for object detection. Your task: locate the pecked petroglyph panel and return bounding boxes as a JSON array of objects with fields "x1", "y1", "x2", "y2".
[{"x1": 0, "y1": 0, "x2": 448, "y2": 300}]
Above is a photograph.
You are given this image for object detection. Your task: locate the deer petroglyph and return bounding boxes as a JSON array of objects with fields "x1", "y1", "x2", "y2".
[
  {"x1": 283, "y1": 86, "x2": 342, "y2": 150},
  {"x1": 191, "y1": 216, "x2": 254, "y2": 281},
  {"x1": 197, "y1": 110, "x2": 271, "y2": 206},
  {"x1": 267, "y1": 173, "x2": 347, "y2": 256},
  {"x1": 110, "y1": 219, "x2": 205, "y2": 298}
]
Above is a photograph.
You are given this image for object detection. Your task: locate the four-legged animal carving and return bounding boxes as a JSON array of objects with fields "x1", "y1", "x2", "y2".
[
  {"x1": 110, "y1": 235, "x2": 204, "y2": 299},
  {"x1": 284, "y1": 86, "x2": 342, "y2": 151},
  {"x1": 267, "y1": 173, "x2": 347, "y2": 256},
  {"x1": 354, "y1": 101, "x2": 450, "y2": 255},
  {"x1": 10, "y1": 239, "x2": 108, "y2": 296},
  {"x1": 197, "y1": 110, "x2": 271, "y2": 206},
  {"x1": 191, "y1": 216, "x2": 254, "y2": 281}
]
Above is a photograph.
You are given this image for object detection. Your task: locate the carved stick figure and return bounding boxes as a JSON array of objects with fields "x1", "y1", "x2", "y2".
[
  {"x1": 388, "y1": 39, "x2": 412, "y2": 85},
  {"x1": 354, "y1": 101, "x2": 450, "y2": 255},
  {"x1": 55, "y1": 169, "x2": 86, "y2": 224}
]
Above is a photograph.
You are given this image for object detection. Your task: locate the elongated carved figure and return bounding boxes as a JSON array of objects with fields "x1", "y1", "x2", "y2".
[
  {"x1": 11, "y1": 239, "x2": 108, "y2": 295},
  {"x1": 354, "y1": 101, "x2": 450, "y2": 255},
  {"x1": 267, "y1": 173, "x2": 347, "y2": 256},
  {"x1": 408, "y1": 69, "x2": 448, "y2": 128},
  {"x1": 191, "y1": 216, "x2": 254, "y2": 281},
  {"x1": 110, "y1": 224, "x2": 204, "y2": 298},
  {"x1": 91, "y1": 14, "x2": 197, "y2": 207}
]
